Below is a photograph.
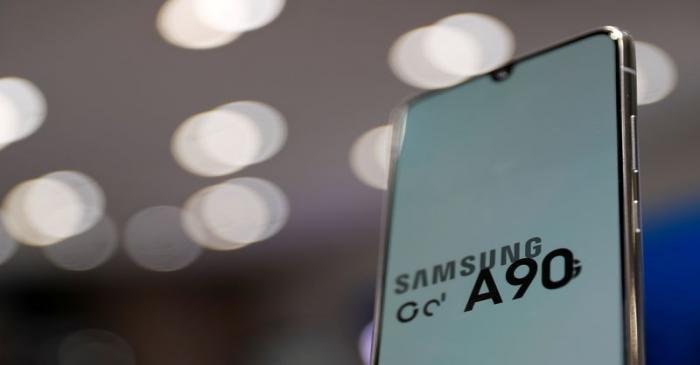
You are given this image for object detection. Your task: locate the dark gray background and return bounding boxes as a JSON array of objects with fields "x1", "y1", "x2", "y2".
[{"x1": 0, "y1": 0, "x2": 696, "y2": 364}]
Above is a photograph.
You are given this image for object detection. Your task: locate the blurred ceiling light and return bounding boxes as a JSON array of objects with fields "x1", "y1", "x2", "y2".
[
  {"x1": 125, "y1": 206, "x2": 202, "y2": 271},
  {"x1": 58, "y1": 329, "x2": 135, "y2": 365},
  {"x1": 423, "y1": 25, "x2": 484, "y2": 78},
  {"x1": 183, "y1": 177, "x2": 289, "y2": 250},
  {"x1": 193, "y1": 0, "x2": 285, "y2": 33},
  {"x1": 389, "y1": 27, "x2": 468, "y2": 89},
  {"x1": 0, "y1": 77, "x2": 46, "y2": 145},
  {"x1": 431, "y1": 13, "x2": 514, "y2": 76},
  {"x1": 157, "y1": 0, "x2": 241, "y2": 50},
  {"x1": 43, "y1": 217, "x2": 117, "y2": 271},
  {"x1": 172, "y1": 111, "x2": 246, "y2": 177},
  {"x1": 350, "y1": 124, "x2": 392, "y2": 190},
  {"x1": 172, "y1": 101, "x2": 286, "y2": 177},
  {"x1": 636, "y1": 41, "x2": 678, "y2": 105},
  {"x1": 389, "y1": 13, "x2": 514, "y2": 89},
  {"x1": 2, "y1": 171, "x2": 105, "y2": 246},
  {"x1": 358, "y1": 322, "x2": 374, "y2": 365},
  {"x1": 218, "y1": 101, "x2": 287, "y2": 163},
  {"x1": 0, "y1": 218, "x2": 18, "y2": 266}
]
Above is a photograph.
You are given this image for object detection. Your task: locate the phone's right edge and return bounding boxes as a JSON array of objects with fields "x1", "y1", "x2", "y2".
[{"x1": 608, "y1": 25, "x2": 645, "y2": 365}]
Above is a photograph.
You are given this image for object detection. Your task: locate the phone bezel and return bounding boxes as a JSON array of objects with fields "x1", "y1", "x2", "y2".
[{"x1": 371, "y1": 26, "x2": 643, "y2": 365}]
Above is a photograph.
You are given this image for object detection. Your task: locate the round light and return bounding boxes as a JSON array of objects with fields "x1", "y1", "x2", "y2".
[
  {"x1": 0, "y1": 218, "x2": 18, "y2": 267},
  {"x1": 40, "y1": 171, "x2": 105, "y2": 236},
  {"x1": 58, "y1": 329, "x2": 134, "y2": 365},
  {"x1": 1, "y1": 180, "x2": 48, "y2": 245},
  {"x1": 172, "y1": 101, "x2": 286, "y2": 177},
  {"x1": 350, "y1": 124, "x2": 392, "y2": 190},
  {"x1": 183, "y1": 177, "x2": 289, "y2": 250},
  {"x1": 389, "y1": 14, "x2": 514, "y2": 89},
  {"x1": 2, "y1": 171, "x2": 105, "y2": 246},
  {"x1": 358, "y1": 322, "x2": 374, "y2": 365},
  {"x1": 157, "y1": 0, "x2": 241, "y2": 50},
  {"x1": 217, "y1": 101, "x2": 287, "y2": 164},
  {"x1": 125, "y1": 206, "x2": 202, "y2": 272},
  {"x1": 43, "y1": 217, "x2": 117, "y2": 271},
  {"x1": 432, "y1": 13, "x2": 514, "y2": 76},
  {"x1": 0, "y1": 77, "x2": 46, "y2": 145},
  {"x1": 389, "y1": 27, "x2": 467, "y2": 89},
  {"x1": 23, "y1": 178, "x2": 83, "y2": 239},
  {"x1": 172, "y1": 111, "x2": 245, "y2": 177},
  {"x1": 193, "y1": 0, "x2": 285, "y2": 33},
  {"x1": 424, "y1": 24, "x2": 484, "y2": 78},
  {"x1": 636, "y1": 41, "x2": 677, "y2": 105}
]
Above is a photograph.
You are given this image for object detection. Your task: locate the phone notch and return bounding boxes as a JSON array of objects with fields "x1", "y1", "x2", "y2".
[{"x1": 490, "y1": 64, "x2": 514, "y2": 82}]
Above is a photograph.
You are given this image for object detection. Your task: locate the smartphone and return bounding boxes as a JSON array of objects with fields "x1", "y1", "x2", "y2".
[{"x1": 372, "y1": 26, "x2": 643, "y2": 365}]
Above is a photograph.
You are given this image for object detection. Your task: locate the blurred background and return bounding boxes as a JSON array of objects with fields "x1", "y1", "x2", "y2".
[{"x1": 0, "y1": 0, "x2": 697, "y2": 364}]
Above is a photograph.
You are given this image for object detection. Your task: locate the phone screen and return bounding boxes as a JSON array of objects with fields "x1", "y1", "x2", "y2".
[{"x1": 376, "y1": 33, "x2": 626, "y2": 364}]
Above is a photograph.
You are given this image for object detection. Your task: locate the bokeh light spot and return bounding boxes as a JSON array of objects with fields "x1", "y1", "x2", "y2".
[
  {"x1": 350, "y1": 124, "x2": 392, "y2": 190},
  {"x1": 43, "y1": 217, "x2": 117, "y2": 271},
  {"x1": 0, "y1": 77, "x2": 46, "y2": 145},
  {"x1": 172, "y1": 101, "x2": 286, "y2": 177},
  {"x1": 636, "y1": 41, "x2": 678, "y2": 105},
  {"x1": 424, "y1": 25, "x2": 484, "y2": 78},
  {"x1": 2, "y1": 171, "x2": 105, "y2": 246},
  {"x1": 58, "y1": 329, "x2": 134, "y2": 365},
  {"x1": 389, "y1": 13, "x2": 514, "y2": 89},
  {"x1": 389, "y1": 27, "x2": 467, "y2": 89},
  {"x1": 125, "y1": 206, "x2": 202, "y2": 272},
  {"x1": 183, "y1": 177, "x2": 289, "y2": 250},
  {"x1": 432, "y1": 13, "x2": 514, "y2": 76},
  {"x1": 23, "y1": 178, "x2": 83, "y2": 240},
  {"x1": 157, "y1": 0, "x2": 241, "y2": 50},
  {"x1": 218, "y1": 101, "x2": 287, "y2": 164},
  {"x1": 193, "y1": 0, "x2": 285, "y2": 33},
  {"x1": 358, "y1": 322, "x2": 374, "y2": 365}
]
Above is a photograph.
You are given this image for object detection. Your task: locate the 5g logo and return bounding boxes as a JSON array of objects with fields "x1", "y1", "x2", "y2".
[
  {"x1": 396, "y1": 293, "x2": 447, "y2": 323},
  {"x1": 465, "y1": 248, "x2": 582, "y2": 312}
]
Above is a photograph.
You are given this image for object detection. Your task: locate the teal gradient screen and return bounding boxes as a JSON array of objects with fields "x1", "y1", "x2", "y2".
[{"x1": 377, "y1": 34, "x2": 624, "y2": 365}]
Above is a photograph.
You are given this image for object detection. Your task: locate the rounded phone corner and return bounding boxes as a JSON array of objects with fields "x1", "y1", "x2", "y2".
[{"x1": 601, "y1": 26, "x2": 628, "y2": 40}]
